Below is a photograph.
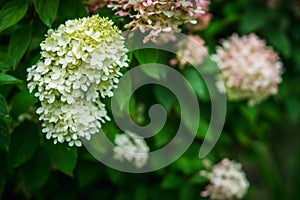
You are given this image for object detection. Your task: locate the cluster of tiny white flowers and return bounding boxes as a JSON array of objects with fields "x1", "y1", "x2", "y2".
[
  {"x1": 113, "y1": 131, "x2": 149, "y2": 168},
  {"x1": 200, "y1": 158, "x2": 249, "y2": 200},
  {"x1": 213, "y1": 33, "x2": 283, "y2": 106},
  {"x1": 170, "y1": 34, "x2": 208, "y2": 69},
  {"x1": 27, "y1": 15, "x2": 128, "y2": 147}
]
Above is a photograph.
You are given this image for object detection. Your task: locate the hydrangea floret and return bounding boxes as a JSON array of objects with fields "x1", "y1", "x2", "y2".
[
  {"x1": 200, "y1": 158, "x2": 249, "y2": 200},
  {"x1": 113, "y1": 131, "x2": 149, "y2": 168},
  {"x1": 213, "y1": 33, "x2": 283, "y2": 106},
  {"x1": 27, "y1": 15, "x2": 128, "y2": 146}
]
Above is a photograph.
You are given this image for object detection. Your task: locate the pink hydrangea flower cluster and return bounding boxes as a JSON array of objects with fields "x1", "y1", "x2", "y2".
[
  {"x1": 213, "y1": 33, "x2": 283, "y2": 106},
  {"x1": 200, "y1": 158, "x2": 249, "y2": 200},
  {"x1": 170, "y1": 35, "x2": 208, "y2": 68},
  {"x1": 107, "y1": 0, "x2": 211, "y2": 42}
]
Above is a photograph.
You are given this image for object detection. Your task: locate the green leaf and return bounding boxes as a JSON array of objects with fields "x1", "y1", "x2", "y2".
[
  {"x1": 21, "y1": 148, "x2": 51, "y2": 190},
  {"x1": 154, "y1": 124, "x2": 174, "y2": 148},
  {"x1": 8, "y1": 121, "x2": 39, "y2": 167},
  {"x1": 134, "y1": 49, "x2": 166, "y2": 80},
  {"x1": 45, "y1": 141, "x2": 78, "y2": 177},
  {"x1": 286, "y1": 97, "x2": 300, "y2": 122},
  {"x1": 239, "y1": 7, "x2": 268, "y2": 33},
  {"x1": 0, "y1": 73, "x2": 21, "y2": 85},
  {"x1": 0, "y1": 61, "x2": 7, "y2": 72},
  {"x1": 182, "y1": 67, "x2": 209, "y2": 101},
  {"x1": 0, "y1": 0, "x2": 28, "y2": 32},
  {"x1": 240, "y1": 105, "x2": 259, "y2": 125},
  {"x1": 197, "y1": 119, "x2": 210, "y2": 140},
  {"x1": 252, "y1": 142, "x2": 284, "y2": 199},
  {"x1": 190, "y1": 174, "x2": 207, "y2": 184},
  {"x1": 76, "y1": 161, "x2": 102, "y2": 188},
  {"x1": 179, "y1": 184, "x2": 197, "y2": 200},
  {"x1": 10, "y1": 90, "x2": 37, "y2": 119},
  {"x1": 33, "y1": 0, "x2": 60, "y2": 27},
  {"x1": 266, "y1": 30, "x2": 291, "y2": 57},
  {"x1": 8, "y1": 26, "x2": 32, "y2": 67},
  {"x1": 0, "y1": 93, "x2": 8, "y2": 119},
  {"x1": 153, "y1": 85, "x2": 176, "y2": 112},
  {"x1": 134, "y1": 48, "x2": 159, "y2": 64},
  {"x1": 161, "y1": 174, "x2": 182, "y2": 189},
  {"x1": 57, "y1": 0, "x2": 87, "y2": 19},
  {"x1": 293, "y1": 47, "x2": 300, "y2": 72},
  {"x1": 174, "y1": 157, "x2": 200, "y2": 174},
  {"x1": 141, "y1": 64, "x2": 167, "y2": 80},
  {"x1": 134, "y1": 186, "x2": 148, "y2": 200},
  {"x1": 0, "y1": 46, "x2": 10, "y2": 73},
  {"x1": 0, "y1": 118, "x2": 10, "y2": 152}
]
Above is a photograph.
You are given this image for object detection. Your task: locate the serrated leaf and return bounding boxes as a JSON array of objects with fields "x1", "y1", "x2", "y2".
[
  {"x1": 45, "y1": 141, "x2": 77, "y2": 177},
  {"x1": 0, "y1": 118, "x2": 10, "y2": 152},
  {"x1": 0, "y1": 0, "x2": 28, "y2": 32},
  {"x1": 33, "y1": 0, "x2": 60, "y2": 27},
  {"x1": 0, "y1": 73, "x2": 21, "y2": 85},
  {"x1": 8, "y1": 121, "x2": 39, "y2": 167},
  {"x1": 0, "y1": 93, "x2": 8, "y2": 119},
  {"x1": 10, "y1": 90, "x2": 37, "y2": 119},
  {"x1": 8, "y1": 26, "x2": 32, "y2": 67},
  {"x1": 21, "y1": 148, "x2": 51, "y2": 190}
]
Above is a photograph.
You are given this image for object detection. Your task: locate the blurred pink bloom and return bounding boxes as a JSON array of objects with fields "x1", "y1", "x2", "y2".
[
  {"x1": 213, "y1": 33, "x2": 283, "y2": 106},
  {"x1": 170, "y1": 35, "x2": 208, "y2": 69}
]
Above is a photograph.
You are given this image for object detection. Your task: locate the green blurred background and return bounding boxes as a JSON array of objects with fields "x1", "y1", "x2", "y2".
[{"x1": 0, "y1": 0, "x2": 300, "y2": 199}]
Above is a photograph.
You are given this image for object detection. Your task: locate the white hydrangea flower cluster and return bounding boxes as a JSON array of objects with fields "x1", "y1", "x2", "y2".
[
  {"x1": 200, "y1": 158, "x2": 249, "y2": 200},
  {"x1": 27, "y1": 15, "x2": 128, "y2": 147},
  {"x1": 213, "y1": 33, "x2": 283, "y2": 106},
  {"x1": 113, "y1": 131, "x2": 149, "y2": 168}
]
